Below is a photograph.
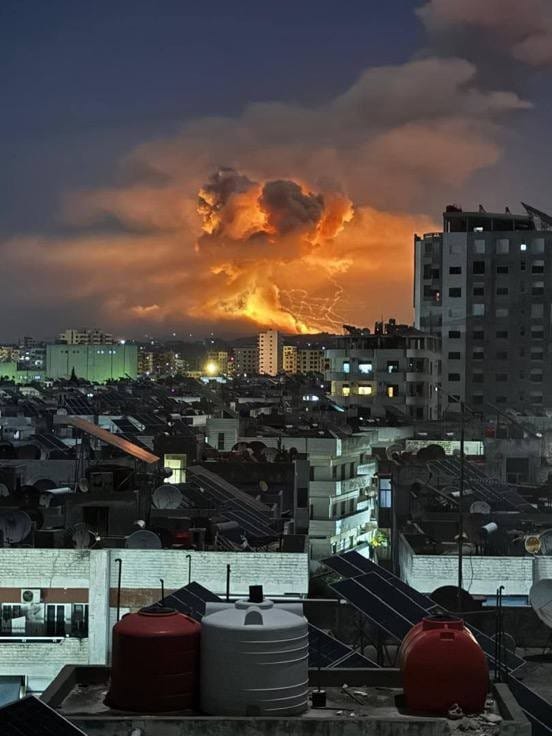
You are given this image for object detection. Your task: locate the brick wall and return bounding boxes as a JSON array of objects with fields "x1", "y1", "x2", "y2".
[
  {"x1": 0, "y1": 638, "x2": 88, "y2": 692},
  {"x1": 0, "y1": 549, "x2": 90, "y2": 588}
]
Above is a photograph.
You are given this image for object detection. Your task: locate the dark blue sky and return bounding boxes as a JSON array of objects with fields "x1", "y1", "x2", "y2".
[{"x1": 0, "y1": 0, "x2": 420, "y2": 234}]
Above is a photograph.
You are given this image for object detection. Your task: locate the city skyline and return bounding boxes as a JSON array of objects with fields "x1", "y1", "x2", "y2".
[{"x1": 2, "y1": 2, "x2": 552, "y2": 339}]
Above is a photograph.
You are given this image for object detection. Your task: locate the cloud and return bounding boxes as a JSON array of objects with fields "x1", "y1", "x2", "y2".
[
  {"x1": 418, "y1": 0, "x2": 552, "y2": 66},
  {"x1": 1, "y1": 54, "x2": 530, "y2": 335}
]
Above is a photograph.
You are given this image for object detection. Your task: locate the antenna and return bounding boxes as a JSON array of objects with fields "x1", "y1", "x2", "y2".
[
  {"x1": 151, "y1": 485, "x2": 183, "y2": 510},
  {"x1": 529, "y1": 579, "x2": 552, "y2": 629}
]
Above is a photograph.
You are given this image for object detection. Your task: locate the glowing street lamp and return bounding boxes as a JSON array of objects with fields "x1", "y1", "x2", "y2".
[{"x1": 205, "y1": 361, "x2": 218, "y2": 376}]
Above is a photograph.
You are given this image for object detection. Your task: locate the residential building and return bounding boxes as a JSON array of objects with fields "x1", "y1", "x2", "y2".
[
  {"x1": 206, "y1": 350, "x2": 229, "y2": 375},
  {"x1": 46, "y1": 344, "x2": 138, "y2": 382},
  {"x1": 0, "y1": 345, "x2": 20, "y2": 363},
  {"x1": 297, "y1": 347, "x2": 324, "y2": 374},
  {"x1": 414, "y1": 203, "x2": 552, "y2": 411},
  {"x1": 324, "y1": 321, "x2": 441, "y2": 421},
  {"x1": 58, "y1": 329, "x2": 115, "y2": 345},
  {"x1": 258, "y1": 330, "x2": 282, "y2": 376},
  {"x1": 283, "y1": 345, "x2": 298, "y2": 373},
  {"x1": 232, "y1": 346, "x2": 258, "y2": 376},
  {"x1": 137, "y1": 348, "x2": 154, "y2": 375}
]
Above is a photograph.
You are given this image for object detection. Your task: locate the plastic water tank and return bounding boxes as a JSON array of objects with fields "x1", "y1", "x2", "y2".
[
  {"x1": 200, "y1": 586, "x2": 309, "y2": 716},
  {"x1": 400, "y1": 615, "x2": 488, "y2": 714},
  {"x1": 108, "y1": 606, "x2": 201, "y2": 712}
]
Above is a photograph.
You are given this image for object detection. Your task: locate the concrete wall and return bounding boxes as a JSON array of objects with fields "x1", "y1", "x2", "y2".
[{"x1": 0, "y1": 638, "x2": 89, "y2": 693}]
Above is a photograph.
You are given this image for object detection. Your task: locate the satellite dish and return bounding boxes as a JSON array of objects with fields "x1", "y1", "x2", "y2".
[
  {"x1": 0, "y1": 511, "x2": 33, "y2": 544},
  {"x1": 34, "y1": 478, "x2": 57, "y2": 492},
  {"x1": 540, "y1": 529, "x2": 552, "y2": 555},
  {"x1": 529, "y1": 579, "x2": 552, "y2": 628},
  {"x1": 78, "y1": 478, "x2": 89, "y2": 493},
  {"x1": 71, "y1": 522, "x2": 95, "y2": 549},
  {"x1": 152, "y1": 485, "x2": 183, "y2": 510},
  {"x1": 126, "y1": 530, "x2": 162, "y2": 549},
  {"x1": 386, "y1": 444, "x2": 402, "y2": 461},
  {"x1": 470, "y1": 501, "x2": 491, "y2": 515},
  {"x1": 259, "y1": 480, "x2": 269, "y2": 492},
  {"x1": 0, "y1": 483, "x2": 9, "y2": 498},
  {"x1": 525, "y1": 535, "x2": 542, "y2": 555},
  {"x1": 430, "y1": 585, "x2": 477, "y2": 613}
]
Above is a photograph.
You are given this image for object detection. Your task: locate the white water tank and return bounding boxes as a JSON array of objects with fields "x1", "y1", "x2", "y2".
[{"x1": 200, "y1": 586, "x2": 309, "y2": 716}]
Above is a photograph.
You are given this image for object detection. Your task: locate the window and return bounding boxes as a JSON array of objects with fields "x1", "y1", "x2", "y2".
[
  {"x1": 496, "y1": 307, "x2": 509, "y2": 318},
  {"x1": 496, "y1": 373, "x2": 508, "y2": 382},
  {"x1": 473, "y1": 261, "x2": 485, "y2": 274},
  {"x1": 496, "y1": 265, "x2": 509, "y2": 274},
  {"x1": 530, "y1": 393, "x2": 543, "y2": 404},
  {"x1": 531, "y1": 350, "x2": 544, "y2": 360},
  {"x1": 473, "y1": 304, "x2": 485, "y2": 316},
  {"x1": 496, "y1": 239, "x2": 510, "y2": 254},
  {"x1": 449, "y1": 287, "x2": 462, "y2": 298},
  {"x1": 532, "y1": 260, "x2": 545, "y2": 274},
  {"x1": 217, "y1": 432, "x2": 225, "y2": 450},
  {"x1": 473, "y1": 349, "x2": 484, "y2": 360},
  {"x1": 532, "y1": 238, "x2": 545, "y2": 254},
  {"x1": 342, "y1": 361, "x2": 350, "y2": 374},
  {"x1": 448, "y1": 351, "x2": 461, "y2": 359},
  {"x1": 531, "y1": 327, "x2": 545, "y2": 339},
  {"x1": 449, "y1": 266, "x2": 462, "y2": 274},
  {"x1": 496, "y1": 351, "x2": 508, "y2": 360},
  {"x1": 520, "y1": 243, "x2": 527, "y2": 252},
  {"x1": 496, "y1": 287, "x2": 509, "y2": 296},
  {"x1": 530, "y1": 370, "x2": 543, "y2": 383},
  {"x1": 423, "y1": 264, "x2": 433, "y2": 279},
  {"x1": 358, "y1": 362, "x2": 373, "y2": 374},
  {"x1": 473, "y1": 286, "x2": 485, "y2": 296},
  {"x1": 342, "y1": 385, "x2": 350, "y2": 397},
  {"x1": 379, "y1": 477, "x2": 392, "y2": 508},
  {"x1": 386, "y1": 361, "x2": 400, "y2": 374},
  {"x1": 531, "y1": 303, "x2": 544, "y2": 319},
  {"x1": 424, "y1": 241, "x2": 433, "y2": 255},
  {"x1": 473, "y1": 240, "x2": 486, "y2": 254},
  {"x1": 448, "y1": 373, "x2": 461, "y2": 382},
  {"x1": 448, "y1": 330, "x2": 461, "y2": 338},
  {"x1": 496, "y1": 330, "x2": 508, "y2": 339},
  {"x1": 521, "y1": 259, "x2": 527, "y2": 271},
  {"x1": 532, "y1": 282, "x2": 544, "y2": 296},
  {"x1": 472, "y1": 330, "x2": 484, "y2": 340},
  {"x1": 432, "y1": 268, "x2": 440, "y2": 279},
  {"x1": 358, "y1": 385, "x2": 372, "y2": 395},
  {"x1": 387, "y1": 385, "x2": 398, "y2": 398}
]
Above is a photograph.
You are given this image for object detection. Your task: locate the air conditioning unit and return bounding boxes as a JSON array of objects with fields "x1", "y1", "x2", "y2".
[{"x1": 20, "y1": 589, "x2": 42, "y2": 604}]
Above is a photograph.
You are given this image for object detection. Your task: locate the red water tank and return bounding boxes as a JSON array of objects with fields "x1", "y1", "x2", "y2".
[
  {"x1": 399, "y1": 616, "x2": 488, "y2": 714},
  {"x1": 107, "y1": 606, "x2": 200, "y2": 712}
]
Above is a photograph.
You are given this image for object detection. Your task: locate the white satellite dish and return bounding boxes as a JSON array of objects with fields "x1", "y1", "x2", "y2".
[
  {"x1": 529, "y1": 579, "x2": 552, "y2": 629},
  {"x1": 126, "y1": 530, "x2": 162, "y2": 549},
  {"x1": 78, "y1": 478, "x2": 89, "y2": 493},
  {"x1": 540, "y1": 530, "x2": 552, "y2": 555},
  {"x1": 0, "y1": 511, "x2": 33, "y2": 544},
  {"x1": 386, "y1": 444, "x2": 402, "y2": 461},
  {"x1": 0, "y1": 483, "x2": 9, "y2": 497},
  {"x1": 259, "y1": 480, "x2": 269, "y2": 492},
  {"x1": 152, "y1": 485, "x2": 183, "y2": 510},
  {"x1": 71, "y1": 522, "x2": 94, "y2": 549},
  {"x1": 470, "y1": 501, "x2": 491, "y2": 515}
]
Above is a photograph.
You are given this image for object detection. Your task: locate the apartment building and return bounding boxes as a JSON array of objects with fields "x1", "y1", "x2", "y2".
[
  {"x1": 414, "y1": 203, "x2": 552, "y2": 411},
  {"x1": 58, "y1": 329, "x2": 115, "y2": 345},
  {"x1": 232, "y1": 346, "x2": 258, "y2": 376},
  {"x1": 257, "y1": 330, "x2": 282, "y2": 376}
]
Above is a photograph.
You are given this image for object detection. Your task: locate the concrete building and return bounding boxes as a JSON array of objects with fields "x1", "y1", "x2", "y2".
[
  {"x1": 232, "y1": 346, "x2": 258, "y2": 376},
  {"x1": 297, "y1": 348, "x2": 324, "y2": 374},
  {"x1": 58, "y1": 329, "x2": 115, "y2": 345},
  {"x1": 258, "y1": 330, "x2": 282, "y2": 376},
  {"x1": 46, "y1": 344, "x2": 138, "y2": 382},
  {"x1": 0, "y1": 345, "x2": 20, "y2": 362},
  {"x1": 414, "y1": 203, "x2": 552, "y2": 411},
  {"x1": 283, "y1": 345, "x2": 298, "y2": 373},
  {"x1": 324, "y1": 321, "x2": 441, "y2": 421},
  {"x1": 205, "y1": 350, "x2": 229, "y2": 375}
]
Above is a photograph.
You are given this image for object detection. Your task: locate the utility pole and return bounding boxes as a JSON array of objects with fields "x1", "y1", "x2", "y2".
[{"x1": 458, "y1": 400, "x2": 465, "y2": 611}]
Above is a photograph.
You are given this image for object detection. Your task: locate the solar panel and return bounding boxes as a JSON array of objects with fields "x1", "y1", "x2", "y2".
[
  {"x1": 157, "y1": 581, "x2": 223, "y2": 620},
  {"x1": 509, "y1": 676, "x2": 552, "y2": 736},
  {"x1": 33, "y1": 433, "x2": 71, "y2": 455},
  {"x1": 322, "y1": 554, "x2": 366, "y2": 578},
  {"x1": 308, "y1": 624, "x2": 378, "y2": 668},
  {"x1": 188, "y1": 466, "x2": 270, "y2": 516},
  {"x1": 0, "y1": 696, "x2": 86, "y2": 736},
  {"x1": 224, "y1": 508, "x2": 275, "y2": 538}
]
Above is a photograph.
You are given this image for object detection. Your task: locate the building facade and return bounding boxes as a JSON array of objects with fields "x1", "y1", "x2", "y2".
[
  {"x1": 282, "y1": 345, "x2": 298, "y2": 374},
  {"x1": 232, "y1": 346, "x2": 258, "y2": 376},
  {"x1": 297, "y1": 348, "x2": 324, "y2": 374},
  {"x1": 257, "y1": 330, "x2": 282, "y2": 376},
  {"x1": 414, "y1": 204, "x2": 552, "y2": 411},
  {"x1": 324, "y1": 322, "x2": 441, "y2": 421},
  {"x1": 58, "y1": 329, "x2": 115, "y2": 345},
  {"x1": 46, "y1": 344, "x2": 138, "y2": 382}
]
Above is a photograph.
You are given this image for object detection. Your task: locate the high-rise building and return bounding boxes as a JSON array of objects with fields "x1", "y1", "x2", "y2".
[
  {"x1": 414, "y1": 204, "x2": 552, "y2": 411},
  {"x1": 232, "y1": 346, "x2": 258, "y2": 375},
  {"x1": 324, "y1": 321, "x2": 441, "y2": 420},
  {"x1": 257, "y1": 330, "x2": 282, "y2": 376},
  {"x1": 58, "y1": 329, "x2": 114, "y2": 345},
  {"x1": 297, "y1": 348, "x2": 324, "y2": 374},
  {"x1": 282, "y1": 345, "x2": 298, "y2": 374}
]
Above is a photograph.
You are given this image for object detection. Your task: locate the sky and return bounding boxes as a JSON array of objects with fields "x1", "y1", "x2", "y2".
[{"x1": 2, "y1": 0, "x2": 552, "y2": 340}]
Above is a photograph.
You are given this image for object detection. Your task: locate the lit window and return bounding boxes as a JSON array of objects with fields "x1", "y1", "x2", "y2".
[
  {"x1": 358, "y1": 385, "x2": 372, "y2": 396},
  {"x1": 342, "y1": 385, "x2": 350, "y2": 397},
  {"x1": 520, "y1": 243, "x2": 527, "y2": 251},
  {"x1": 358, "y1": 362, "x2": 373, "y2": 374},
  {"x1": 343, "y1": 361, "x2": 350, "y2": 374},
  {"x1": 387, "y1": 386, "x2": 397, "y2": 398}
]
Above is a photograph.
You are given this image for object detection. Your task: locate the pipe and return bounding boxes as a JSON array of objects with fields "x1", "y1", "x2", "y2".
[
  {"x1": 186, "y1": 554, "x2": 192, "y2": 585},
  {"x1": 226, "y1": 564, "x2": 231, "y2": 601},
  {"x1": 115, "y1": 558, "x2": 122, "y2": 622},
  {"x1": 160, "y1": 578, "x2": 165, "y2": 601}
]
